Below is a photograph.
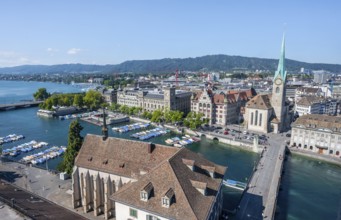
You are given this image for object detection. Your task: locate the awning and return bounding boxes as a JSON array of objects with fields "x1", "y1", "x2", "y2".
[{"x1": 315, "y1": 145, "x2": 328, "y2": 149}]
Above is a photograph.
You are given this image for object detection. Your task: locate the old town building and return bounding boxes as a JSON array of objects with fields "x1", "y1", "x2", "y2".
[
  {"x1": 244, "y1": 36, "x2": 292, "y2": 133},
  {"x1": 72, "y1": 134, "x2": 226, "y2": 220},
  {"x1": 117, "y1": 86, "x2": 192, "y2": 114},
  {"x1": 290, "y1": 114, "x2": 341, "y2": 158}
]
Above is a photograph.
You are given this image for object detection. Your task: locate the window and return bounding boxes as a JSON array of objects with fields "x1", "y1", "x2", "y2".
[
  {"x1": 276, "y1": 87, "x2": 280, "y2": 93},
  {"x1": 251, "y1": 112, "x2": 254, "y2": 125},
  {"x1": 255, "y1": 110, "x2": 258, "y2": 126},
  {"x1": 162, "y1": 197, "x2": 170, "y2": 207},
  {"x1": 259, "y1": 113, "x2": 262, "y2": 126},
  {"x1": 146, "y1": 215, "x2": 161, "y2": 220},
  {"x1": 140, "y1": 191, "x2": 148, "y2": 201},
  {"x1": 130, "y1": 208, "x2": 138, "y2": 218}
]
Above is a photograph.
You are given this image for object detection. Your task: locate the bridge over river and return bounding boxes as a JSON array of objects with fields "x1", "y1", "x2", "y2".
[
  {"x1": 0, "y1": 101, "x2": 43, "y2": 111},
  {"x1": 234, "y1": 136, "x2": 286, "y2": 220}
]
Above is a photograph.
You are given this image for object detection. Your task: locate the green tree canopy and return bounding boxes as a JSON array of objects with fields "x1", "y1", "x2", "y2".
[
  {"x1": 33, "y1": 88, "x2": 50, "y2": 101},
  {"x1": 58, "y1": 120, "x2": 84, "y2": 175},
  {"x1": 83, "y1": 90, "x2": 103, "y2": 110}
]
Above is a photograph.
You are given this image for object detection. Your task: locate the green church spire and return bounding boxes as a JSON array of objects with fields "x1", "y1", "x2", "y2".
[{"x1": 274, "y1": 34, "x2": 287, "y2": 81}]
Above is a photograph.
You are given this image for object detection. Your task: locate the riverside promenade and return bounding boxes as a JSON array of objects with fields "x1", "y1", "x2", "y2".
[
  {"x1": 0, "y1": 101, "x2": 43, "y2": 111},
  {"x1": 0, "y1": 160, "x2": 98, "y2": 220},
  {"x1": 235, "y1": 134, "x2": 286, "y2": 220}
]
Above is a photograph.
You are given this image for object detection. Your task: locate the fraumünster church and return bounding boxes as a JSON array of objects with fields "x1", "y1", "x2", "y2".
[{"x1": 244, "y1": 36, "x2": 293, "y2": 133}]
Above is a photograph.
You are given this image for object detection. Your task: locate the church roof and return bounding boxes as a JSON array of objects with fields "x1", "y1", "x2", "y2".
[
  {"x1": 246, "y1": 94, "x2": 272, "y2": 110},
  {"x1": 111, "y1": 146, "x2": 226, "y2": 220},
  {"x1": 274, "y1": 34, "x2": 287, "y2": 81},
  {"x1": 74, "y1": 135, "x2": 179, "y2": 178}
]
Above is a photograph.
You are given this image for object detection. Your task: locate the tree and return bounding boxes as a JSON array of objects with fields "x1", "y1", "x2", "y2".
[
  {"x1": 58, "y1": 120, "x2": 83, "y2": 175},
  {"x1": 33, "y1": 88, "x2": 50, "y2": 101},
  {"x1": 73, "y1": 94, "x2": 84, "y2": 107},
  {"x1": 151, "y1": 109, "x2": 163, "y2": 123},
  {"x1": 110, "y1": 103, "x2": 121, "y2": 111},
  {"x1": 83, "y1": 90, "x2": 103, "y2": 110},
  {"x1": 184, "y1": 112, "x2": 207, "y2": 130}
]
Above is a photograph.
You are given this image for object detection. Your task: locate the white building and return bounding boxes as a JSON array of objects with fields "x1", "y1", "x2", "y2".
[
  {"x1": 313, "y1": 70, "x2": 332, "y2": 84},
  {"x1": 290, "y1": 114, "x2": 341, "y2": 158},
  {"x1": 72, "y1": 135, "x2": 226, "y2": 220},
  {"x1": 295, "y1": 96, "x2": 338, "y2": 116}
]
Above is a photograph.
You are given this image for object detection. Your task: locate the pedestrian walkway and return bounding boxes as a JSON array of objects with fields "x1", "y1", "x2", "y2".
[{"x1": 235, "y1": 136, "x2": 286, "y2": 219}]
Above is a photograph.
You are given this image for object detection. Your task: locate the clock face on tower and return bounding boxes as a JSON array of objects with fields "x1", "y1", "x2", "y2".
[{"x1": 275, "y1": 78, "x2": 282, "y2": 85}]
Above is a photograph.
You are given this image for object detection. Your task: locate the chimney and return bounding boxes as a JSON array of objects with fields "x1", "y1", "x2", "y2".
[
  {"x1": 147, "y1": 143, "x2": 155, "y2": 154},
  {"x1": 102, "y1": 107, "x2": 108, "y2": 140}
]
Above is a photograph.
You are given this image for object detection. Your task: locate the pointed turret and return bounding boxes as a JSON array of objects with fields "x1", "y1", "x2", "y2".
[
  {"x1": 102, "y1": 107, "x2": 108, "y2": 140},
  {"x1": 274, "y1": 34, "x2": 287, "y2": 81}
]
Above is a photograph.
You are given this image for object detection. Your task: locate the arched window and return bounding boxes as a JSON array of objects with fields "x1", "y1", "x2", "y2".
[
  {"x1": 207, "y1": 104, "x2": 210, "y2": 108},
  {"x1": 309, "y1": 146, "x2": 313, "y2": 150},
  {"x1": 259, "y1": 113, "x2": 262, "y2": 126},
  {"x1": 199, "y1": 103, "x2": 202, "y2": 107},
  {"x1": 251, "y1": 112, "x2": 254, "y2": 125},
  {"x1": 276, "y1": 87, "x2": 280, "y2": 93},
  {"x1": 336, "y1": 151, "x2": 340, "y2": 156},
  {"x1": 255, "y1": 110, "x2": 258, "y2": 126},
  {"x1": 203, "y1": 103, "x2": 206, "y2": 108}
]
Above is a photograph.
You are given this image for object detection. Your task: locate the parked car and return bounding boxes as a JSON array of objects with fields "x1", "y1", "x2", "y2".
[
  {"x1": 286, "y1": 134, "x2": 291, "y2": 137},
  {"x1": 224, "y1": 131, "x2": 229, "y2": 135}
]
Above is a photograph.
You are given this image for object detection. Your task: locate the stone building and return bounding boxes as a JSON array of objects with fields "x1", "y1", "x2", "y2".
[
  {"x1": 295, "y1": 96, "x2": 338, "y2": 116},
  {"x1": 102, "y1": 89, "x2": 117, "y2": 105},
  {"x1": 244, "y1": 36, "x2": 292, "y2": 133},
  {"x1": 72, "y1": 135, "x2": 226, "y2": 220},
  {"x1": 117, "y1": 86, "x2": 192, "y2": 114},
  {"x1": 290, "y1": 114, "x2": 341, "y2": 158}
]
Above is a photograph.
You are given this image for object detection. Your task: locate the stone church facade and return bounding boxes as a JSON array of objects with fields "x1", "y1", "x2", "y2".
[{"x1": 244, "y1": 36, "x2": 292, "y2": 133}]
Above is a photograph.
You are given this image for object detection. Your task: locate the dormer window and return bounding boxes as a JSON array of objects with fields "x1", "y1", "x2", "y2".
[
  {"x1": 161, "y1": 188, "x2": 174, "y2": 208},
  {"x1": 140, "y1": 182, "x2": 153, "y2": 202},
  {"x1": 140, "y1": 191, "x2": 148, "y2": 201}
]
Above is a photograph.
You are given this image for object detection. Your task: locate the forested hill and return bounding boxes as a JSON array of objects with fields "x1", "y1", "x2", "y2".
[{"x1": 1, "y1": 55, "x2": 341, "y2": 74}]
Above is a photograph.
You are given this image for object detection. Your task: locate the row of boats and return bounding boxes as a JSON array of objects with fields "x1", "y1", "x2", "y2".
[
  {"x1": 131, "y1": 127, "x2": 169, "y2": 140},
  {"x1": 59, "y1": 111, "x2": 100, "y2": 120},
  {"x1": 0, "y1": 134, "x2": 25, "y2": 145},
  {"x1": 165, "y1": 135, "x2": 200, "y2": 147},
  {"x1": 112, "y1": 122, "x2": 150, "y2": 133},
  {"x1": 2, "y1": 141, "x2": 48, "y2": 156},
  {"x1": 21, "y1": 146, "x2": 66, "y2": 165}
]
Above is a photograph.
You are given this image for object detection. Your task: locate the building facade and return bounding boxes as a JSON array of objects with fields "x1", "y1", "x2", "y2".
[
  {"x1": 191, "y1": 88, "x2": 255, "y2": 126},
  {"x1": 72, "y1": 135, "x2": 226, "y2": 220},
  {"x1": 244, "y1": 36, "x2": 292, "y2": 133},
  {"x1": 117, "y1": 87, "x2": 192, "y2": 114},
  {"x1": 290, "y1": 114, "x2": 341, "y2": 158},
  {"x1": 295, "y1": 96, "x2": 338, "y2": 116}
]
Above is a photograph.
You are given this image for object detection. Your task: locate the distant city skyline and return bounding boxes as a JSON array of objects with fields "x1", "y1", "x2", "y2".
[{"x1": 0, "y1": 0, "x2": 340, "y2": 67}]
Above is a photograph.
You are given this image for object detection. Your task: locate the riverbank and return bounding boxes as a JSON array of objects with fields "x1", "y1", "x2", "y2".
[
  {"x1": 289, "y1": 147, "x2": 341, "y2": 166},
  {"x1": 129, "y1": 116, "x2": 263, "y2": 153}
]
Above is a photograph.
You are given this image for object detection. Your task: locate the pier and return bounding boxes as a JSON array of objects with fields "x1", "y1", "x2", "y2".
[
  {"x1": 0, "y1": 101, "x2": 43, "y2": 111},
  {"x1": 235, "y1": 135, "x2": 286, "y2": 220}
]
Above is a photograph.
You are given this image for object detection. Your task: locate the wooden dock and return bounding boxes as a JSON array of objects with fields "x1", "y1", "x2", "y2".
[{"x1": 0, "y1": 101, "x2": 43, "y2": 111}]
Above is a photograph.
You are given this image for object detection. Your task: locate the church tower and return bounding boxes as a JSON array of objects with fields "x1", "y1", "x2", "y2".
[{"x1": 271, "y1": 35, "x2": 287, "y2": 132}]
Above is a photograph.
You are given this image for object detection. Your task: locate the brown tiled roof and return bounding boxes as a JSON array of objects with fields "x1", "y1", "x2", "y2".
[
  {"x1": 292, "y1": 114, "x2": 341, "y2": 131},
  {"x1": 296, "y1": 87, "x2": 320, "y2": 93},
  {"x1": 191, "y1": 180, "x2": 207, "y2": 190},
  {"x1": 246, "y1": 94, "x2": 272, "y2": 110},
  {"x1": 75, "y1": 135, "x2": 179, "y2": 178},
  {"x1": 213, "y1": 94, "x2": 225, "y2": 104},
  {"x1": 111, "y1": 147, "x2": 226, "y2": 220},
  {"x1": 296, "y1": 96, "x2": 323, "y2": 106},
  {"x1": 227, "y1": 88, "x2": 257, "y2": 100}
]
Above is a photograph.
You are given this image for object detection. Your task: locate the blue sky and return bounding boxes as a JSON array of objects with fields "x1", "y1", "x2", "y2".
[{"x1": 0, "y1": 0, "x2": 340, "y2": 67}]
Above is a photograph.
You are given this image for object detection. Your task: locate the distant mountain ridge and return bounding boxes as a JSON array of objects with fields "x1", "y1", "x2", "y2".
[{"x1": 0, "y1": 55, "x2": 341, "y2": 74}]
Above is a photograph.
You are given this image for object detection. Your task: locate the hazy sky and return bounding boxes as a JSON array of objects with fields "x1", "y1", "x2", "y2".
[{"x1": 0, "y1": 0, "x2": 340, "y2": 67}]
